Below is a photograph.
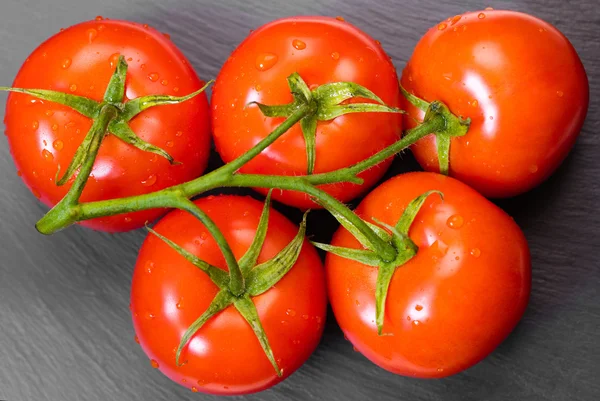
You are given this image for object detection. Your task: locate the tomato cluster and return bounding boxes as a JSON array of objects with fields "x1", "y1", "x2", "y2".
[{"x1": 1, "y1": 9, "x2": 588, "y2": 396}]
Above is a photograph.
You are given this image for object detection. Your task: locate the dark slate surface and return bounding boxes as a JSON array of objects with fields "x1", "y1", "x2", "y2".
[{"x1": 1, "y1": 0, "x2": 598, "y2": 400}]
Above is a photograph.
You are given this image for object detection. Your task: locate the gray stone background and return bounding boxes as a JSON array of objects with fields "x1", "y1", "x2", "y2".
[{"x1": 0, "y1": 0, "x2": 598, "y2": 400}]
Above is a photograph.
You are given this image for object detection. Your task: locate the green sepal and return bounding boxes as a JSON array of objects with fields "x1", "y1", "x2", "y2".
[
  {"x1": 399, "y1": 84, "x2": 430, "y2": 112},
  {"x1": 103, "y1": 55, "x2": 128, "y2": 105},
  {"x1": 287, "y1": 72, "x2": 312, "y2": 104},
  {"x1": 311, "y1": 241, "x2": 381, "y2": 266},
  {"x1": 145, "y1": 225, "x2": 230, "y2": 289},
  {"x1": 175, "y1": 289, "x2": 233, "y2": 366},
  {"x1": 177, "y1": 200, "x2": 245, "y2": 296},
  {"x1": 300, "y1": 115, "x2": 318, "y2": 174},
  {"x1": 120, "y1": 80, "x2": 213, "y2": 122},
  {"x1": 316, "y1": 103, "x2": 403, "y2": 121},
  {"x1": 238, "y1": 191, "x2": 272, "y2": 276},
  {"x1": 250, "y1": 102, "x2": 298, "y2": 118},
  {"x1": 234, "y1": 295, "x2": 282, "y2": 376},
  {"x1": 245, "y1": 212, "x2": 308, "y2": 296},
  {"x1": 312, "y1": 81, "x2": 385, "y2": 107},
  {"x1": 314, "y1": 200, "x2": 376, "y2": 250},
  {"x1": 0, "y1": 87, "x2": 100, "y2": 118},
  {"x1": 55, "y1": 114, "x2": 104, "y2": 185},
  {"x1": 109, "y1": 120, "x2": 178, "y2": 164},
  {"x1": 395, "y1": 190, "x2": 443, "y2": 235}
]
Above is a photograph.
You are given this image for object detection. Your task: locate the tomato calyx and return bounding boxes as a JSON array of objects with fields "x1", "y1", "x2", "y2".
[
  {"x1": 252, "y1": 73, "x2": 402, "y2": 174},
  {"x1": 313, "y1": 190, "x2": 443, "y2": 334},
  {"x1": 401, "y1": 85, "x2": 470, "y2": 175},
  {"x1": 1, "y1": 56, "x2": 211, "y2": 185},
  {"x1": 146, "y1": 191, "x2": 308, "y2": 376}
]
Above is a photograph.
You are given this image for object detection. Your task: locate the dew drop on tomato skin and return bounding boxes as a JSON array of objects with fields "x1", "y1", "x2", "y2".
[
  {"x1": 335, "y1": 16, "x2": 345, "y2": 21},
  {"x1": 145, "y1": 260, "x2": 154, "y2": 273},
  {"x1": 61, "y1": 58, "x2": 71, "y2": 69},
  {"x1": 470, "y1": 248, "x2": 481, "y2": 258},
  {"x1": 51, "y1": 124, "x2": 58, "y2": 131},
  {"x1": 450, "y1": 15, "x2": 462, "y2": 25},
  {"x1": 32, "y1": 121, "x2": 39, "y2": 129},
  {"x1": 69, "y1": 84, "x2": 77, "y2": 92},
  {"x1": 286, "y1": 309, "x2": 296, "y2": 317},
  {"x1": 134, "y1": 335, "x2": 140, "y2": 344},
  {"x1": 478, "y1": 12, "x2": 486, "y2": 19},
  {"x1": 87, "y1": 28, "x2": 98, "y2": 42},
  {"x1": 166, "y1": 140, "x2": 174, "y2": 148},
  {"x1": 150, "y1": 359, "x2": 159, "y2": 369},
  {"x1": 446, "y1": 214, "x2": 464, "y2": 229},
  {"x1": 148, "y1": 72, "x2": 159, "y2": 82},
  {"x1": 292, "y1": 39, "x2": 306, "y2": 50},
  {"x1": 42, "y1": 149, "x2": 54, "y2": 162},
  {"x1": 331, "y1": 51, "x2": 340, "y2": 60},
  {"x1": 191, "y1": 387, "x2": 198, "y2": 393},
  {"x1": 141, "y1": 174, "x2": 157, "y2": 187},
  {"x1": 255, "y1": 53, "x2": 278, "y2": 71},
  {"x1": 438, "y1": 23, "x2": 447, "y2": 31}
]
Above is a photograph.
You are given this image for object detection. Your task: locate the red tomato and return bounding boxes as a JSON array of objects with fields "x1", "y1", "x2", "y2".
[
  {"x1": 401, "y1": 10, "x2": 588, "y2": 198},
  {"x1": 325, "y1": 172, "x2": 531, "y2": 378},
  {"x1": 131, "y1": 195, "x2": 327, "y2": 395},
  {"x1": 4, "y1": 19, "x2": 210, "y2": 231},
  {"x1": 211, "y1": 16, "x2": 401, "y2": 209}
]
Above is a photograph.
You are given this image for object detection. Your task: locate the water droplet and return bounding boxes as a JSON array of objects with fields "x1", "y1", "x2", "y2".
[
  {"x1": 200, "y1": 232, "x2": 208, "y2": 240},
  {"x1": 286, "y1": 309, "x2": 296, "y2": 317},
  {"x1": 336, "y1": 16, "x2": 345, "y2": 21},
  {"x1": 32, "y1": 121, "x2": 39, "y2": 129},
  {"x1": 485, "y1": 6, "x2": 494, "y2": 10},
  {"x1": 145, "y1": 311, "x2": 155, "y2": 319},
  {"x1": 51, "y1": 124, "x2": 58, "y2": 131},
  {"x1": 32, "y1": 188, "x2": 41, "y2": 198},
  {"x1": 415, "y1": 304, "x2": 423, "y2": 311},
  {"x1": 470, "y1": 248, "x2": 481, "y2": 258},
  {"x1": 161, "y1": 79, "x2": 168, "y2": 86},
  {"x1": 142, "y1": 24, "x2": 149, "y2": 29},
  {"x1": 489, "y1": 115, "x2": 494, "y2": 120},
  {"x1": 450, "y1": 15, "x2": 462, "y2": 25},
  {"x1": 191, "y1": 387, "x2": 198, "y2": 393},
  {"x1": 254, "y1": 84, "x2": 262, "y2": 92},
  {"x1": 529, "y1": 164, "x2": 538, "y2": 173},
  {"x1": 173, "y1": 87, "x2": 179, "y2": 93},
  {"x1": 163, "y1": 32, "x2": 171, "y2": 40},
  {"x1": 95, "y1": 15, "x2": 103, "y2": 21},
  {"x1": 455, "y1": 256, "x2": 460, "y2": 261},
  {"x1": 447, "y1": 214, "x2": 464, "y2": 229},
  {"x1": 17, "y1": 170, "x2": 22, "y2": 177},
  {"x1": 176, "y1": 298, "x2": 184, "y2": 309},
  {"x1": 97, "y1": 24, "x2": 105, "y2": 32},
  {"x1": 302, "y1": 314, "x2": 309, "y2": 320},
  {"x1": 145, "y1": 260, "x2": 154, "y2": 273},
  {"x1": 150, "y1": 359, "x2": 159, "y2": 368},
  {"x1": 437, "y1": 367, "x2": 444, "y2": 372},
  {"x1": 355, "y1": 300, "x2": 360, "y2": 306},
  {"x1": 124, "y1": 216, "x2": 132, "y2": 223},
  {"x1": 32, "y1": 170, "x2": 39, "y2": 178},
  {"x1": 472, "y1": 99, "x2": 479, "y2": 107},
  {"x1": 42, "y1": 149, "x2": 54, "y2": 162},
  {"x1": 331, "y1": 51, "x2": 340, "y2": 60},
  {"x1": 141, "y1": 174, "x2": 157, "y2": 187},
  {"x1": 69, "y1": 84, "x2": 77, "y2": 92},
  {"x1": 166, "y1": 141, "x2": 174, "y2": 148},
  {"x1": 292, "y1": 339, "x2": 300, "y2": 345},
  {"x1": 108, "y1": 53, "x2": 120, "y2": 69},
  {"x1": 87, "y1": 28, "x2": 98, "y2": 42},
  {"x1": 292, "y1": 39, "x2": 306, "y2": 50},
  {"x1": 62, "y1": 58, "x2": 71, "y2": 69},
  {"x1": 438, "y1": 23, "x2": 447, "y2": 30},
  {"x1": 140, "y1": 63, "x2": 146, "y2": 70},
  {"x1": 148, "y1": 73, "x2": 159, "y2": 82},
  {"x1": 223, "y1": 386, "x2": 229, "y2": 390},
  {"x1": 478, "y1": 13, "x2": 486, "y2": 19},
  {"x1": 412, "y1": 320, "x2": 421, "y2": 326},
  {"x1": 255, "y1": 53, "x2": 278, "y2": 71},
  {"x1": 407, "y1": 315, "x2": 411, "y2": 321},
  {"x1": 181, "y1": 379, "x2": 187, "y2": 383},
  {"x1": 149, "y1": 154, "x2": 158, "y2": 163},
  {"x1": 45, "y1": 110, "x2": 54, "y2": 117},
  {"x1": 375, "y1": 40, "x2": 381, "y2": 46},
  {"x1": 134, "y1": 335, "x2": 140, "y2": 344},
  {"x1": 556, "y1": 90, "x2": 564, "y2": 98}
]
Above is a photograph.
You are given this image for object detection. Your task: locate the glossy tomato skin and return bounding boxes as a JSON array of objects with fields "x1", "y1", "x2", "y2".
[
  {"x1": 131, "y1": 195, "x2": 327, "y2": 395},
  {"x1": 401, "y1": 10, "x2": 589, "y2": 198},
  {"x1": 326, "y1": 172, "x2": 531, "y2": 378},
  {"x1": 212, "y1": 16, "x2": 401, "y2": 209},
  {"x1": 4, "y1": 19, "x2": 210, "y2": 231}
]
